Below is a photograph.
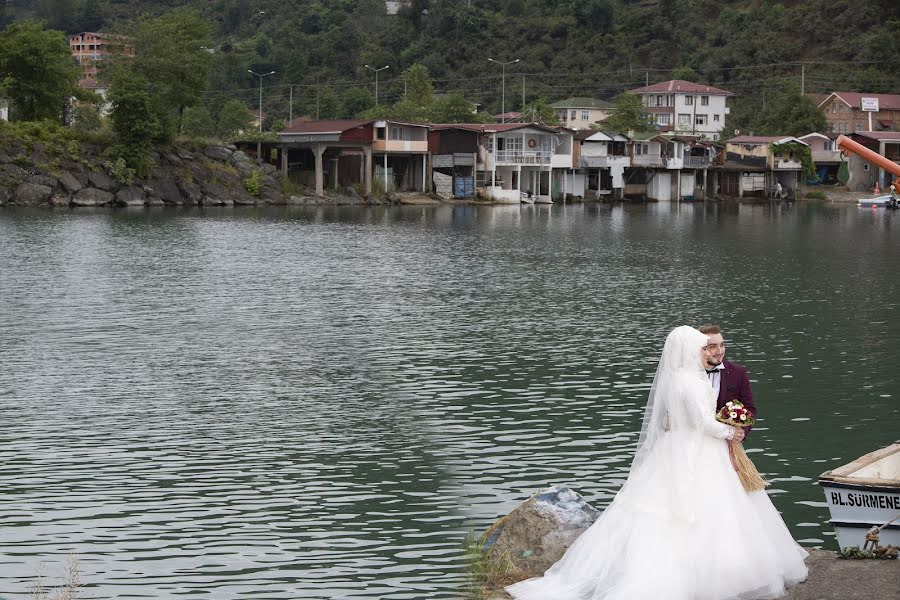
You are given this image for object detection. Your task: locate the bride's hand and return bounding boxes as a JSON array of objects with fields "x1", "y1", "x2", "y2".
[{"x1": 731, "y1": 426, "x2": 746, "y2": 443}]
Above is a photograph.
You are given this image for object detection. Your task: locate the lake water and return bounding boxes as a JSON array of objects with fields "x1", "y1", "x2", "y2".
[{"x1": 1, "y1": 202, "x2": 898, "y2": 599}]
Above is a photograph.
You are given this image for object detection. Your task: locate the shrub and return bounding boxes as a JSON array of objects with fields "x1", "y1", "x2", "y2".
[{"x1": 243, "y1": 169, "x2": 262, "y2": 197}]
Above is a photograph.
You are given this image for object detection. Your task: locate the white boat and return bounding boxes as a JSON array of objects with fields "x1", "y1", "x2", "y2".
[
  {"x1": 818, "y1": 443, "x2": 900, "y2": 550},
  {"x1": 520, "y1": 192, "x2": 535, "y2": 205},
  {"x1": 858, "y1": 194, "x2": 894, "y2": 208}
]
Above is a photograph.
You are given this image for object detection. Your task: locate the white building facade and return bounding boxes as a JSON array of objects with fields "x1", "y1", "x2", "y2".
[{"x1": 630, "y1": 80, "x2": 732, "y2": 141}]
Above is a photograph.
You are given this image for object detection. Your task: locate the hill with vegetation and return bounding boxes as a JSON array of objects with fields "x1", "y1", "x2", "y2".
[{"x1": 1, "y1": 0, "x2": 898, "y2": 135}]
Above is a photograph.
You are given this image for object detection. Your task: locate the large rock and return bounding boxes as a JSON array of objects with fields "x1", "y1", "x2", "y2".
[
  {"x1": 0, "y1": 163, "x2": 29, "y2": 187},
  {"x1": 0, "y1": 185, "x2": 9, "y2": 206},
  {"x1": 204, "y1": 145, "x2": 233, "y2": 161},
  {"x1": 87, "y1": 169, "x2": 116, "y2": 191},
  {"x1": 72, "y1": 187, "x2": 114, "y2": 206},
  {"x1": 178, "y1": 181, "x2": 203, "y2": 205},
  {"x1": 13, "y1": 182, "x2": 53, "y2": 205},
  {"x1": 482, "y1": 486, "x2": 600, "y2": 580},
  {"x1": 201, "y1": 182, "x2": 232, "y2": 205},
  {"x1": 148, "y1": 179, "x2": 183, "y2": 205},
  {"x1": 29, "y1": 174, "x2": 58, "y2": 189},
  {"x1": 58, "y1": 171, "x2": 83, "y2": 194},
  {"x1": 115, "y1": 186, "x2": 146, "y2": 206},
  {"x1": 260, "y1": 162, "x2": 277, "y2": 175},
  {"x1": 288, "y1": 195, "x2": 319, "y2": 206}
]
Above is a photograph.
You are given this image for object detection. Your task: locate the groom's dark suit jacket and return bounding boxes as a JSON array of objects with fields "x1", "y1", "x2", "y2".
[{"x1": 716, "y1": 360, "x2": 756, "y2": 437}]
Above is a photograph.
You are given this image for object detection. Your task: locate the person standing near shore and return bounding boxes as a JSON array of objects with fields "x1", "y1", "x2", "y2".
[{"x1": 699, "y1": 324, "x2": 756, "y2": 437}]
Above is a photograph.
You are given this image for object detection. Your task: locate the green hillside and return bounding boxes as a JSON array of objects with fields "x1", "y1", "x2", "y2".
[{"x1": 2, "y1": 0, "x2": 898, "y2": 130}]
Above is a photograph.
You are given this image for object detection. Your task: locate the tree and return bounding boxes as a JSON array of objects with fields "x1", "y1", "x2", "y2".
[
  {"x1": 520, "y1": 98, "x2": 560, "y2": 125},
  {"x1": 341, "y1": 87, "x2": 375, "y2": 118},
  {"x1": 757, "y1": 82, "x2": 827, "y2": 136},
  {"x1": 129, "y1": 8, "x2": 214, "y2": 130},
  {"x1": 402, "y1": 63, "x2": 434, "y2": 105},
  {"x1": 0, "y1": 22, "x2": 80, "y2": 121},
  {"x1": 182, "y1": 106, "x2": 216, "y2": 138},
  {"x1": 217, "y1": 99, "x2": 251, "y2": 138},
  {"x1": 433, "y1": 94, "x2": 483, "y2": 123},
  {"x1": 317, "y1": 86, "x2": 341, "y2": 120},
  {"x1": 107, "y1": 66, "x2": 172, "y2": 176},
  {"x1": 671, "y1": 66, "x2": 700, "y2": 82},
  {"x1": 602, "y1": 93, "x2": 654, "y2": 133}
]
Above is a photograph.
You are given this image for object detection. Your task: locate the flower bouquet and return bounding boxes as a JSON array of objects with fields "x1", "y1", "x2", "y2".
[{"x1": 716, "y1": 400, "x2": 768, "y2": 492}]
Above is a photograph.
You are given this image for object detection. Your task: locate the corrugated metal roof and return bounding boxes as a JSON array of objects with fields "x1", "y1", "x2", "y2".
[
  {"x1": 630, "y1": 79, "x2": 733, "y2": 96},
  {"x1": 281, "y1": 119, "x2": 373, "y2": 134}
]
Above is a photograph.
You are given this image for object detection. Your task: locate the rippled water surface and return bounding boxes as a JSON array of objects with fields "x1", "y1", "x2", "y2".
[{"x1": 1, "y1": 203, "x2": 898, "y2": 598}]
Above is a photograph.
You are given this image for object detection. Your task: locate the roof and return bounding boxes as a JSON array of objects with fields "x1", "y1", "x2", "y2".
[
  {"x1": 818, "y1": 92, "x2": 900, "y2": 111},
  {"x1": 852, "y1": 130, "x2": 900, "y2": 142},
  {"x1": 727, "y1": 136, "x2": 809, "y2": 146},
  {"x1": 430, "y1": 122, "x2": 562, "y2": 134},
  {"x1": 281, "y1": 119, "x2": 373, "y2": 134},
  {"x1": 630, "y1": 79, "x2": 733, "y2": 96},
  {"x1": 552, "y1": 97, "x2": 615, "y2": 109}
]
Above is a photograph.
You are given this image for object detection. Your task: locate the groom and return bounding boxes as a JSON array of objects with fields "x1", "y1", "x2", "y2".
[{"x1": 699, "y1": 324, "x2": 756, "y2": 439}]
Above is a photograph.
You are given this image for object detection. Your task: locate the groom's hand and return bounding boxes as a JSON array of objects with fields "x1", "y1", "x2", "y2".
[{"x1": 732, "y1": 426, "x2": 746, "y2": 443}]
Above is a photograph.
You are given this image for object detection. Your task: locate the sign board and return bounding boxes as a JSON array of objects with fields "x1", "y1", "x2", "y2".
[{"x1": 860, "y1": 97, "x2": 879, "y2": 112}]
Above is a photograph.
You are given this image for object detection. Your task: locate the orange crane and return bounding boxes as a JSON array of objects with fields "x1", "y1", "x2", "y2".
[{"x1": 836, "y1": 134, "x2": 900, "y2": 193}]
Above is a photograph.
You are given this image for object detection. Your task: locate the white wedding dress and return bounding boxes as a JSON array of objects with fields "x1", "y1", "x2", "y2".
[{"x1": 506, "y1": 326, "x2": 808, "y2": 600}]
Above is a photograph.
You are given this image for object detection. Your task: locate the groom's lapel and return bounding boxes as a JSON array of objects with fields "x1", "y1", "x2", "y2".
[{"x1": 718, "y1": 361, "x2": 731, "y2": 404}]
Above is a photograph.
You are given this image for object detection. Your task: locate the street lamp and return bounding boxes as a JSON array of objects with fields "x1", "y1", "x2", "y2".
[
  {"x1": 364, "y1": 64, "x2": 390, "y2": 105},
  {"x1": 488, "y1": 57, "x2": 520, "y2": 123},
  {"x1": 248, "y1": 69, "x2": 275, "y2": 131}
]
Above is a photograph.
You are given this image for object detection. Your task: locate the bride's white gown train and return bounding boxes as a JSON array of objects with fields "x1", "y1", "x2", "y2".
[{"x1": 506, "y1": 327, "x2": 808, "y2": 600}]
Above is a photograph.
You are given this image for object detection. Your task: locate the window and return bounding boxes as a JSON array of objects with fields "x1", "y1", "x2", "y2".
[
  {"x1": 695, "y1": 114, "x2": 707, "y2": 126},
  {"x1": 700, "y1": 96, "x2": 709, "y2": 106},
  {"x1": 678, "y1": 113, "x2": 691, "y2": 126},
  {"x1": 685, "y1": 96, "x2": 694, "y2": 106},
  {"x1": 656, "y1": 95, "x2": 663, "y2": 106},
  {"x1": 713, "y1": 114, "x2": 720, "y2": 122},
  {"x1": 376, "y1": 127, "x2": 386, "y2": 140},
  {"x1": 485, "y1": 136, "x2": 493, "y2": 152},
  {"x1": 635, "y1": 143, "x2": 648, "y2": 155},
  {"x1": 571, "y1": 110, "x2": 577, "y2": 120},
  {"x1": 582, "y1": 110, "x2": 589, "y2": 121},
  {"x1": 508, "y1": 137, "x2": 523, "y2": 152},
  {"x1": 389, "y1": 127, "x2": 403, "y2": 140},
  {"x1": 656, "y1": 113, "x2": 671, "y2": 126}
]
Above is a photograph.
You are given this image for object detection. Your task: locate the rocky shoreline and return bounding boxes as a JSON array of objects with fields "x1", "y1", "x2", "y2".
[{"x1": 0, "y1": 138, "x2": 389, "y2": 208}]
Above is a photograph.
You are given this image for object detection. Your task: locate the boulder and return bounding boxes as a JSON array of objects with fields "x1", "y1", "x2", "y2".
[
  {"x1": 29, "y1": 174, "x2": 58, "y2": 189},
  {"x1": 13, "y1": 182, "x2": 53, "y2": 205},
  {"x1": 176, "y1": 148, "x2": 194, "y2": 161},
  {"x1": 288, "y1": 195, "x2": 319, "y2": 206},
  {"x1": 162, "y1": 151, "x2": 183, "y2": 166},
  {"x1": 201, "y1": 194, "x2": 227, "y2": 206},
  {"x1": 58, "y1": 171, "x2": 83, "y2": 194},
  {"x1": 232, "y1": 189, "x2": 258, "y2": 205},
  {"x1": 0, "y1": 185, "x2": 9, "y2": 206},
  {"x1": 72, "y1": 187, "x2": 114, "y2": 206},
  {"x1": 87, "y1": 169, "x2": 116, "y2": 191},
  {"x1": 260, "y1": 186, "x2": 285, "y2": 204},
  {"x1": 50, "y1": 192, "x2": 70, "y2": 207},
  {"x1": 177, "y1": 181, "x2": 203, "y2": 205},
  {"x1": 204, "y1": 145, "x2": 233, "y2": 161},
  {"x1": 260, "y1": 162, "x2": 277, "y2": 175},
  {"x1": 201, "y1": 182, "x2": 232, "y2": 205},
  {"x1": 148, "y1": 179, "x2": 184, "y2": 205},
  {"x1": 0, "y1": 163, "x2": 29, "y2": 187},
  {"x1": 481, "y1": 486, "x2": 599, "y2": 580},
  {"x1": 115, "y1": 186, "x2": 146, "y2": 206},
  {"x1": 230, "y1": 150, "x2": 250, "y2": 164}
]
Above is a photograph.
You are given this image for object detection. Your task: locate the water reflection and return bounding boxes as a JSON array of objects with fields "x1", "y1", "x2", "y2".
[{"x1": 0, "y1": 203, "x2": 897, "y2": 597}]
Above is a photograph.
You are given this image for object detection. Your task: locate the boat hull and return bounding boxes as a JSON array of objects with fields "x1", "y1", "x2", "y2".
[{"x1": 819, "y1": 480, "x2": 900, "y2": 550}]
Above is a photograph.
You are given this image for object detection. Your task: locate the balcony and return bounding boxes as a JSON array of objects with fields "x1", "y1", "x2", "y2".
[
  {"x1": 683, "y1": 156, "x2": 710, "y2": 168},
  {"x1": 494, "y1": 150, "x2": 551, "y2": 165},
  {"x1": 581, "y1": 156, "x2": 609, "y2": 168},
  {"x1": 631, "y1": 155, "x2": 665, "y2": 167},
  {"x1": 373, "y1": 140, "x2": 428, "y2": 153},
  {"x1": 811, "y1": 150, "x2": 842, "y2": 163}
]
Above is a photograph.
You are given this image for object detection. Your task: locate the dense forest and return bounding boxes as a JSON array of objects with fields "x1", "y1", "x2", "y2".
[{"x1": 1, "y1": 0, "x2": 898, "y2": 132}]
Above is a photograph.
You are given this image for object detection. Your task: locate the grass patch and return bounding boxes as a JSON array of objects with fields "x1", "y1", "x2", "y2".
[
  {"x1": 30, "y1": 553, "x2": 81, "y2": 600},
  {"x1": 463, "y1": 531, "x2": 525, "y2": 600},
  {"x1": 804, "y1": 189, "x2": 827, "y2": 200}
]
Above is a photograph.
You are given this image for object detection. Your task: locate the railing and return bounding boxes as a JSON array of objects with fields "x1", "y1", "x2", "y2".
[
  {"x1": 580, "y1": 156, "x2": 609, "y2": 168},
  {"x1": 494, "y1": 150, "x2": 551, "y2": 165},
  {"x1": 683, "y1": 156, "x2": 710, "y2": 168},
  {"x1": 631, "y1": 155, "x2": 665, "y2": 167}
]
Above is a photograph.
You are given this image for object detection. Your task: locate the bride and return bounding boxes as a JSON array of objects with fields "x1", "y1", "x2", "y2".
[{"x1": 506, "y1": 326, "x2": 808, "y2": 600}]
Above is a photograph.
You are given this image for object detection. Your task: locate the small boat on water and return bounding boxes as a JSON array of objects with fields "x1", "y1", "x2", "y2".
[
  {"x1": 858, "y1": 195, "x2": 897, "y2": 208},
  {"x1": 818, "y1": 443, "x2": 900, "y2": 550}
]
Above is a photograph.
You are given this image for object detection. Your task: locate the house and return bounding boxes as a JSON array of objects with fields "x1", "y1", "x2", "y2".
[
  {"x1": 276, "y1": 118, "x2": 429, "y2": 196},
  {"x1": 624, "y1": 133, "x2": 709, "y2": 201},
  {"x1": 552, "y1": 97, "x2": 615, "y2": 130},
  {"x1": 464, "y1": 123, "x2": 572, "y2": 203},
  {"x1": 721, "y1": 136, "x2": 809, "y2": 198},
  {"x1": 629, "y1": 80, "x2": 733, "y2": 140},
  {"x1": 428, "y1": 125, "x2": 480, "y2": 198},
  {"x1": 571, "y1": 130, "x2": 630, "y2": 200},
  {"x1": 797, "y1": 132, "x2": 841, "y2": 184},
  {"x1": 845, "y1": 131, "x2": 900, "y2": 192},
  {"x1": 817, "y1": 92, "x2": 900, "y2": 135},
  {"x1": 68, "y1": 32, "x2": 134, "y2": 96}
]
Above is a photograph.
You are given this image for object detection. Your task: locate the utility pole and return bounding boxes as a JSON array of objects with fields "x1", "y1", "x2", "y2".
[
  {"x1": 289, "y1": 85, "x2": 293, "y2": 123},
  {"x1": 800, "y1": 64, "x2": 805, "y2": 96},
  {"x1": 248, "y1": 69, "x2": 275, "y2": 132},
  {"x1": 364, "y1": 64, "x2": 390, "y2": 105},
  {"x1": 316, "y1": 76, "x2": 320, "y2": 120},
  {"x1": 521, "y1": 76, "x2": 525, "y2": 111},
  {"x1": 646, "y1": 71, "x2": 649, "y2": 87},
  {"x1": 488, "y1": 57, "x2": 520, "y2": 123}
]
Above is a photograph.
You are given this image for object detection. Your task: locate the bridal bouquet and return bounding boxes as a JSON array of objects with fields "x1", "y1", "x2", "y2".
[{"x1": 716, "y1": 401, "x2": 768, "y2": 492}]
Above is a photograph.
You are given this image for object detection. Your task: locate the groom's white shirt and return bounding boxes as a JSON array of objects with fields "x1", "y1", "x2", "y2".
[{"x1": 707, "y1": 363, "x2": 725, "y2": 399}]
